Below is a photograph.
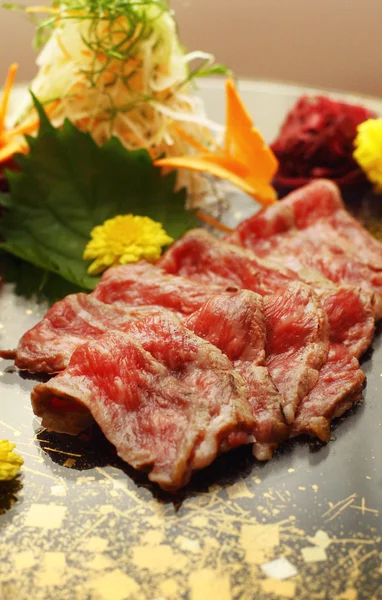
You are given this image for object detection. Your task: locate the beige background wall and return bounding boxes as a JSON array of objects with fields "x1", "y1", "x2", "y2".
[{"x1": 0, "y1": 0, "x2": 381, "y2": 97}]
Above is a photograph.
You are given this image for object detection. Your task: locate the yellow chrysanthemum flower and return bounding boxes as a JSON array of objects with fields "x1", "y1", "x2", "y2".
[
  {"x1": 0, "y1": 440, "x2": 24, "y2": 481},
  {"x1": 83, "y1": 214, "x2": 174, "y2": 275},
  {"x1": 353, "y1": 118, "x2": 382, "y2": 193}
]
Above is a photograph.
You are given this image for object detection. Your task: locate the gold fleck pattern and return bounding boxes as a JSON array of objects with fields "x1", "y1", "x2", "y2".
[
  {"x1": 301, "y1": 546, "x2": 328, "y2": 563},
  {"x1": 89, "y1": 569, "x2": 141, "y2": 600},
  {"x1": 189, "y1": 568, "x2": 231, "y2": 600},
  {"x1": 260, "y1": 557, "x2": 298, "y2": 580},
  {"x1": 24, "y1": 503, "x2": 67, "y2": 529},
  {"x1": 0, "y1": 437, "x2": 381, "y2": 599},
  {"x1": 260, "y1": 579, "x2": 296, "y2": 598}
]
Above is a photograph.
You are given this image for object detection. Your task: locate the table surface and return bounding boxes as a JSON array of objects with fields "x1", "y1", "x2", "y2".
[{"x1": 0, "y1": 79, "x2": 382, "y2": 600}]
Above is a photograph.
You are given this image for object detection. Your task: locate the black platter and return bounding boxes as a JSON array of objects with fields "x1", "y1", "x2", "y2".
[{"x1": 0, "y1": 187, "x2": 381, "y2": 600}]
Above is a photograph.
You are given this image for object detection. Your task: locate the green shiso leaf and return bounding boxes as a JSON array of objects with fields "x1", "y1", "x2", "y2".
[
  {"x1": 0, "y1": 95, "x2": 197, "y2": 293},
  {"x1": 0, "y1": 252, "x2": 84, "y2": 303}
]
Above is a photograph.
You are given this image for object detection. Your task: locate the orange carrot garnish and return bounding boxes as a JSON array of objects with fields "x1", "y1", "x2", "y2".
[
  {"x1": 0, "y1": 65, "x2": 60, "y2": 164},
  {"x1": 155, "y1": 78, "x2": 279, "y2": 206},
  {"x1": 0, "y1": 63, "x2": 18, "y2": 134},
  {"x1": 0, "y1": 138, "x2": 23, "y2": 163}
]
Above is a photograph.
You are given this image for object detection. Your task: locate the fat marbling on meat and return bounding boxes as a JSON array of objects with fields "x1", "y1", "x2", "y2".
[
  {"x1": 185, "y1": 290, "x2": 289, "y2": 460},
  {"x1": 159, "y1": 227, "x2": 375, "y2": 360},
  {"x1": 292, "y1": 344, "x2": 365, "y2": 441},
  {"x1": 226, "y1": 179, "x2": 382, "y2": 318},
  {"x1": 1, "y1": 264, "x2": 237, "y2": 375},
  {"x1": 0, "y1": 294, "x2": 160, "y2": 374},
  {"x1": 160, "y1": 230, "x2": 330, "y2": 424},
  {"x1": 32, "y1": 315, "x2": 256, "y2": 492},
  {"x1": 92, "y1": 261, "x2": 231, "y2": 313}
]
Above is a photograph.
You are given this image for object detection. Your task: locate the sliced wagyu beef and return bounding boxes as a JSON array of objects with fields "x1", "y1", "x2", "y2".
[
  {"x1": 185, "y1": 290, "x2": 289, "y2": 460},
  {"x1": 225, "y1": 179, "x2": 382, "y2": 318},
  {"x1": 125, "y1": 311, "x2": 255, "y2": 456},
  {"x1": 159, "y1": 227, "x2": 367, "y2": 436},
  {"x1": 242, "y1": 230, "x2": 382, "y2": 320},
  {"x1": 314, "y1": 286, "x2": 374, "y2": 359},
  {"x1": 92, "y1": 261, "x2": 229, "y2": 315},
  {"x1": 0, "y1": 294, "x2": 159, "y2": 374},
  {"x1": 32, "y1": 320, "x2": 256, "y2": 491},
  {"x1": 6, "y1": 178, "x2": 376, "y2": 489},
  {"x1": 160, "y1": 228, "x2": 297, "y2": 295},
  {"x1": 160, "y1": 228, "x2": 373, "y2": 359},
  {"x1": 277, "y1": 179, "x2": 382, "y2": 270},
  {"x1": 262, "y1": 282, "x2": 328, "y2": 424},
  {"x1": 1, "y1": 265, "x2": 236, "y2": 375},
  {"x1": 226, "y1": 179, "x2": 382, "y2": 268},
  {"x1": 220, "y1": 180, "x2": 371, "y2": 439},
  {"x1": 160, "y1": 230, "x2": 329, "y2": 423},
  {"x1": 291, "y1": 344, "x2": 365, "y2": 442}
]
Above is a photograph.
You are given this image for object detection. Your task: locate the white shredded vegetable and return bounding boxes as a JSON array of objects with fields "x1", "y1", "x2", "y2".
[{"x1": 11, "y1": 0, "x2": 226, "y2": 203}]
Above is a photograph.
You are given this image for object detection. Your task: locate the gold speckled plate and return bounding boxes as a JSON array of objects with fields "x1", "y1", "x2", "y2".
[{"x1": 1, "y1": 80, "x2": 382, "y2": 600}]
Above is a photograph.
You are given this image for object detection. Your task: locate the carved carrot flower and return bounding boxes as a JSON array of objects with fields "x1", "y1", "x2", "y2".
[
  {"x1": 0, "y1": 440, "x2": 24, "y2": 481},
  {"x1": 0, "y1": 64, "x2": 32, "y2": 163},
  {"x1": 155, "y1": 78, "x2": 278, "y2": 205},
  {"x1": 83, "y1": 214, "x2": 174, "y2": 275},
  {"x1": 0, "y1": 63, "x2": 59, "y2": 165}
]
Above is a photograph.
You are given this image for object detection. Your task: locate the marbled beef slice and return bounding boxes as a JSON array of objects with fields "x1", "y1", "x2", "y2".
[
  {"x1": 225, "y1": 179, "x2": 382, "y2": 319},
  {"x1": 185, "y1": 290, "x2": 289, "y2": 460},
  {"x1": 160, "y1": 230, "x2": 329, "y2": 424},
  {"x1": 291, "y1": 344, "x2": 365, "y2": 441},
  {"x1": 92, "y1": 260, "x2": 228, "y2": 314},
  {"x1": 0, "y1": 294, "x2": 160, "y2": 373},
  {"x1": 32, "y1": 324, "x2": 255, "y2": 491}
]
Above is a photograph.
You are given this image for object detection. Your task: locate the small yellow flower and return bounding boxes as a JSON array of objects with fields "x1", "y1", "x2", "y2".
[
  {"x1": 0, "y1": 440, "x2": 24, "y2": 481},
  {"x1": 83, "y1": 214, "x2": 174, "y2": 275},
  {"x1": 353, "y1": 118, "x2": 382, "y2": 193}
]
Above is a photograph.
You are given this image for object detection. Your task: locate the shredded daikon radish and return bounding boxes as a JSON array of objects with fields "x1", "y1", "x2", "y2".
[{"x1": 10, "y1": 0, "x2": 228, "y2": 203}]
